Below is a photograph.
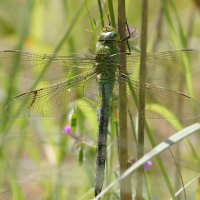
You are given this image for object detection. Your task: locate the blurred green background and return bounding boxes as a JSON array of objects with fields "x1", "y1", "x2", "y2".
[{"x1": 1, "y1": 0, "x2": 200, "y2": 199}]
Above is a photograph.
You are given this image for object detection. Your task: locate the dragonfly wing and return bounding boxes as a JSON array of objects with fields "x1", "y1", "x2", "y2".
[
  {"x1": 115, "y1": 75, "x2": 200, "y2": 119},
  {"x1": 5, "y1": 70, "x2": 100, "y2": 117},
  {"x1": 116, "y1": 49, "x2": 200, "y2": 80},
  {"x1": 143, "y1": 83, "x2": 200, "y2": 119},
  {"x1": 0, "y1": 50, "x2": 96, "y2": 80}
]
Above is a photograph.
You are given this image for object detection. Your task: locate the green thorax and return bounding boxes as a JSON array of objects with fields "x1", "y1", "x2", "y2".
[
  {"x1": 95, "y1": 26, "x2": 120, "y2": 78},
  {"x1": 96, "y1": 25, "x2": 120, "y2": 55},
  {"x1": 95, "y1": 26, "x2": 120, "y2": 97}
]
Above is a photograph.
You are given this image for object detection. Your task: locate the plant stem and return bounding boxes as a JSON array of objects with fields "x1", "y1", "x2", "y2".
[
  {"x1": 108, "y1": 0, "x2": 116, "y2": 28},
  {"x1": 136, "y1": 0, "x2": 148, "y2": 200},
  {"x1": 118, "y1": 0, "x2": 132, "y2": 199},
  {"x1": 97, "y1": 0, "x2": 104, "y2": 28}
]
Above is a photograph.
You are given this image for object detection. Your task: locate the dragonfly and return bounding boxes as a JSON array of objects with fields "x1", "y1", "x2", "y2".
[{"x1": 1, "y1": 25, "x2": 200, "y2": 197}]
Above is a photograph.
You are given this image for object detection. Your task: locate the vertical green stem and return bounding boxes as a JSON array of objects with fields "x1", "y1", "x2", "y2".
[
  {"x1": 31, "y1": 0, "x2": 92, "y2": 90},
  {"x1": 97, "y1": 0, "x2": 104, "y2": 28},
  {"x1": 118, "y1": 0, "x2": 132, "y2": 199},
  {"x1": 108, "y1": 0, "x2": 116, "y2": 28},
  {"x1": 136, "y1": 0, "x2": 148, "y2": 200}
]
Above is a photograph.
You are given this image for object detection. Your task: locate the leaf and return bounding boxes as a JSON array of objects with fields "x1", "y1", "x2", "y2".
[
  {"x1": 86, "y1": 29, "x2": 94, "y2": 33},
  {"x1": 93, "y1": 17, "x2": 96, "y2": 27},
  {"x1": 78, "y1": 143, "x2": 84, "y2": 166},
  {"x1": 94, "y1": 122, "x2": 200, "y2": 199},
  {"x1": 97, "y1": 13, "x2": 102, "y2": 22},
  {"x1": 71, "y1": 112, "x2": 77, "y2": 133}
]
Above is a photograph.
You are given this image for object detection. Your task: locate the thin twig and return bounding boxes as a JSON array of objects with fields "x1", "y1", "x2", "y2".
[
  {"x1": 97, "y1": 0, "x2": 104, "y2": 28},
  {"x1": 136, "y1": 0, "x2": 148, "y2": 200},
  {"x1": 118, "y1": 0, "x2": 132, "y2": 199}
]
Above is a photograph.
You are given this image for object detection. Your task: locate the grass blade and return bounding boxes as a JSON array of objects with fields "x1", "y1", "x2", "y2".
[{"x1": 94, "y1": 122, "x2": 200, "y2": 199}]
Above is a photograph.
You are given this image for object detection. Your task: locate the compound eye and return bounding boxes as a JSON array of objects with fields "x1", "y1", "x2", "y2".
[{"x1": 103, "y1": 26, "x2": 117, "y2": 33}]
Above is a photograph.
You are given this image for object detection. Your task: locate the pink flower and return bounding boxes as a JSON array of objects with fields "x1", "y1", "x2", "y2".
[
  {"x1": 62, "y1": 125, "x2": 72, "y2": 135},
  {"x1": 143, "y1": 160, "x2": 152, "y2": 171},
  {"x1": 62, "y1": 125, "x2": 80, "y2": 141},
  {"x1": 133, "y1": 155, "x2": 152, "y2": 171}
]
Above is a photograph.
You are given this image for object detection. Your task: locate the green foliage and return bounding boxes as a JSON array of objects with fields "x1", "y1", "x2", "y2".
[
  {"x1": 1, "y1": 0, "x2": 200, "y2": 199},
  {"x1": 70, "y1": 112, "x2": 77, "y2": 133},
  {"x1": 85, "y1": 0, "x2": 101, "y2": 35}
]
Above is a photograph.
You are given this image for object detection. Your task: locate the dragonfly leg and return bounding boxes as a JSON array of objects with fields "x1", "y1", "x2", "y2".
[
  {"x1": 107, "y1": 15, "x2": 111, "y2": 26},
  {"x1": 118, "y1": 19, "x2": 131, "y2": 51}
]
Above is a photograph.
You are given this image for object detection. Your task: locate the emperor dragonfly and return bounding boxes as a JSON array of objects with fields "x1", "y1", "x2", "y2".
[{"x1": 1, "y1": 25, "x2": 200, "y2": 197}]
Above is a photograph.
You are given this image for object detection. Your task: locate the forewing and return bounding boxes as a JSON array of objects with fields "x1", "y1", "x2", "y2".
[
  {"x1": 0, "y1": 50, "x2": 96, "y2": 80},
  {"x1": 115, "y1": 49, "x2": 200, "y2": 80},
  {"x1": 5, "y1": 70, "x2": 100, "y2": 117}
]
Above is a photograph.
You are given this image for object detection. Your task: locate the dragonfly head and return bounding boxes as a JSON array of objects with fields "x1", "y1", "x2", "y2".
[{"x1": 98, "y1": 25, "x2": 120, "y2": 42}]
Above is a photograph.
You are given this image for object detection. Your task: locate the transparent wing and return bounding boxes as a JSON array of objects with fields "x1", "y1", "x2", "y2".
[
  {"x1": 1, "y1": 49, "x2": 199, "y2": 81},
  {"x1": 112, "y1": 49, "x2": 200, "y2": 80},
  {"x1": 112, "y1": 73, "x2": 200, "y2": 119},
  {"x1": 0, "y1": 50, "x2": 96, "y2": 80},
  {"x1": 5, "y1": 70, "x2": 101, "y2": 117}
]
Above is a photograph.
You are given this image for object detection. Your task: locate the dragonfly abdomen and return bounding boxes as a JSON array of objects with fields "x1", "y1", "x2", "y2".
[{"x1": 95, "y1": 81, "x2": 113, "y2": 196}]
